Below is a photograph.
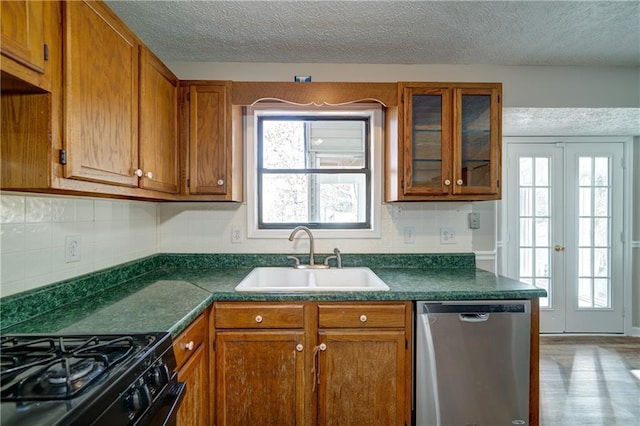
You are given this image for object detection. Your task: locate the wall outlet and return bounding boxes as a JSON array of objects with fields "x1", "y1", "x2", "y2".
[
  {"x1": 468, "y1": 212, "x2": 480, "y2": 229},
  {"x1": 404, "y1": 226, "x2": 415, "y2": 244},
  {"x1": 65, "y1": 235, "x2": 81, "y2": 263},
  {"x1": 231, "y1": 226, "x2": 243, "y2": 244},
  {"x1": 440, "y1": 228, "x2": 457, "y2": 244}
]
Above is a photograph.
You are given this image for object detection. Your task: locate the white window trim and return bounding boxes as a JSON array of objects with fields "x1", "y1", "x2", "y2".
[{"x1": 246, "y1": 103, "x2": 382, "y2": 239}]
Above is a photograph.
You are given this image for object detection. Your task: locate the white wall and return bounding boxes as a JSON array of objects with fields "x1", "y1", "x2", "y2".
[
  {"x1": 633, "y1": 137, "x2": 640, "y2": 332},
  {"x1": 0, "y1": 193, "x2": 158, "y2": 297}
]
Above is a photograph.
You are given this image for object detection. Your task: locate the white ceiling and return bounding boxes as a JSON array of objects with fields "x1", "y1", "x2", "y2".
[{"x1": 106, "y1": 0, "x2": 640, "y2": 136}]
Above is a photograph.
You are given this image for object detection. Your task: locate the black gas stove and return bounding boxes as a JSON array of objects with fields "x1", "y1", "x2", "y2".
[{"x1": 0, "y1": 332, "x2": 185, "y2": 426}]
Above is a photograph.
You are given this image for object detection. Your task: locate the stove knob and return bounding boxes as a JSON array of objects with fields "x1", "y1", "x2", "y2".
[
  {"x1": 126, "y1": 384, "x2": 152, "y2": 411},
  {"x1": 149, "y1": 363, "x2": 170, "y2": 387}
]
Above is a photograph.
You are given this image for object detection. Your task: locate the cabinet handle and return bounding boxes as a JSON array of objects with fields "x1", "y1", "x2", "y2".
[
  {"x1": 217, "y1": 179, "x2": 224, "y2": 186},
  {"x1": 184, "y1": 341, "x2": 194, "y2": 351},
  {"x1": 145, "y1": 171, "x2": 153, "y2": 179},
  {"x1": 312, "y1": 343, "x2": 327, "y2": 392},
  {"x1": 134, "y1": 169, "x2": 143, "y2": 177},
  {"x1": 457, "y1": 179, "x2": 464, "y2": 185},
  {"x1": 359, "y1": 314, "x2": 368, "y2": 323},
  {"x1": 444, "y1": 179, "x2": 451, "y2": 186},
  {"x1": 255, "y1": 315, "x2": 263, "y2": 323},
  {"x1": 296, "y1": 344, "x2": 304, "y2": 352}
]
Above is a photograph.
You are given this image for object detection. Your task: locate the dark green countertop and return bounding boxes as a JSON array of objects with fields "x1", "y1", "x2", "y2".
[{"x1": 0, "y1": 253, "x2": 546, "y2": 337}]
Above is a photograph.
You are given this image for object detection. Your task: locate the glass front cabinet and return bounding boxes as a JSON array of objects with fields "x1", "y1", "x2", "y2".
[{"x1": 385, "y1": 82, "x2": 502, "y2": 201}]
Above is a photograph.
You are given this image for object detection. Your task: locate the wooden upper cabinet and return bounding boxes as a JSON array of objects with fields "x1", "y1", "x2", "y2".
[
  {"x1": 1, "y1": 0, "x2": 45, "y2": 74},
  {"x1": 386, "y1": 82, "x2": 502, "y2": 201},
  {"x1": 181, "y1": 81, "x2": 243, "y2": 201},
  {"x1": 139, "y1": 46, "x2": 179, "y2": 194},
  {"x1": 63, "y1": 0, "x2": 139, "y2": 187}
]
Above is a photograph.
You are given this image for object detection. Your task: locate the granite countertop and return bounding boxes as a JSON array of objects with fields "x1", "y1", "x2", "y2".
[{"x1": 0, "y1": 253, "x2": 546, "y2": 337}]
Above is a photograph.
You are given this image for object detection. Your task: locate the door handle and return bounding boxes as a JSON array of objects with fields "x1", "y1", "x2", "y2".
[{"x1": 554, "y1": 245, "x2": 565, "y2": 252}]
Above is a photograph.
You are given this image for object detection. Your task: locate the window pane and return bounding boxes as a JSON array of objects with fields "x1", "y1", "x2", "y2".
[
  {"x1": 579, "y1": 248, "x2": 592, "y2": 276},
  {"x1": 579, "y1": 218, "x2": 592, "y2": 246},
  {"x1": 262, "y1": 121, "x2": 306, "y2": 168},
  {"x1": 519, "y1": 248, "x2": 532, "y2": 277},
  {"x1": 594, "y1": 188, "x2": 609, "y2": 216},
  {"x1": 578, "y1": 278, "x2": 593, "y2": 307},
  {"x1": 594, "y1": 157, "x2": 609, "y2": 186},
  {"x1": 594, "y1": 218, "x2": 609, "y2": 247},
  {"x1": 579, "y1": 157, "x2": 592, "y2": 185},
  {"x1": 261, "y1": 173, "x2": 367, "y2": 225},
  {"x1": 535, "y1": 158, "x2": 549, "y2": 186},
  {"x1": 535, "y1": 188, "x2": 549, "y2": 216},
  {"x1": 535, "y1": 218, "x2": 549, "y2": 246},
  {"x1": 520, "y1": 188, "x2": 532, "y2": 216},
  {"x1": 535, "y1": 248, "x2": 549, "y2": 276},
  {"x1": 579, "y1": 188, "x2": 592, "y2": 216},
  {"x1": 520, "y1": 218, "x2": 532, "y2": 247},
  {"x1": 594, "y1": 248, "x2": 609, "y2": 277},
  {"x1": 520, "y1": 158, "x2": 532, "y2": 186},
  {"x1": 594, "y1": 279, "x2": 610, "y2": 308}
]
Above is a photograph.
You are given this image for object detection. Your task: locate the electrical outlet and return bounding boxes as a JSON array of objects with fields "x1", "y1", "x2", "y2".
[
  {"x1": 440, "y1": 228, "x2": 457, "y2": 244},
  {"x1": 231, "y1": 226, "x2": 243, "y2": 244},
  {"x1": 404, "y1": 226, "x2": 415, "y2": 244},
  {"x1": 468, "y1": 212, "x2": 480, "y2": 229},
  {"x1": 65, "y1": 235, "x2": 81, "y2": 263}
]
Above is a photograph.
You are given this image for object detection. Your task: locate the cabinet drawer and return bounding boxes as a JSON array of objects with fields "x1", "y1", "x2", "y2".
[
  {"x1": 214, "y1": 303, "x2": 305, "y2": 329},
  {"x1": 318, "y1": 304, "x2": 406, "y2": 328},
  {"x1": 173, "y1": 314, "x2": 207, "y2": 370}
]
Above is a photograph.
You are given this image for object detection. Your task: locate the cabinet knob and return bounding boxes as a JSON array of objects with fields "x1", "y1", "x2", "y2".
[
  {"x1": 255, "y1": 315, "x2": 263, "y2": 323},
  {"x1": 134, "y1": 169, "x2": 143, "y2": 177},
  {"x1": 184, "y1": 341, "x2": 194, "y2": 351},
  {"x1": 217, "y1": 179, "x2": 224, "y2": 186},
  {"x1": 318, "y1": 343, "x2": 327, "y2": 351},
  {"x1": 145, "y1": 171, "x2": 153, "y2": 179},
  {"x1": 296, "y1": 344, "x2": 304, "y2": 352},
  {"x1": 359, "y1": 314, "x2": 368, "y2": 323},
  {"x1": 457, "y1": 179, "x2": 464, "y2": 185}
]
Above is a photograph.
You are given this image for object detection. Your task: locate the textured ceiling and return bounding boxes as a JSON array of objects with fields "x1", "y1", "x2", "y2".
[{"x1": 106, "y1": 0, "x2": 640, "y2": 66}]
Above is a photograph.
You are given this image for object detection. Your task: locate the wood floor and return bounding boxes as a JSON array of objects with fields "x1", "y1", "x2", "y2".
[{"x1": 539, "y1": 336, "x2": 640, "y2": 425}]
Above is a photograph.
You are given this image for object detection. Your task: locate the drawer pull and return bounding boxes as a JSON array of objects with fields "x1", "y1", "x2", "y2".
[
  {"x1": 359, "y1": 314, "x2": 368, "y2": 323},
  {"x1": 255, "y1": 315, "x2": 263, "y2": 323},
  {"x1": 296, "y1": 344, "x2": 304, "y2": 352},
  {"x1": 184, "y1": 341, "x2": 194, "y2": 351}
]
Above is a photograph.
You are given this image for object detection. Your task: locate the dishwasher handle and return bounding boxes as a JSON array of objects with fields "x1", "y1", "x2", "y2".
[{"x1": 459, "y1": 313, "x2": 489, "y2": 323}]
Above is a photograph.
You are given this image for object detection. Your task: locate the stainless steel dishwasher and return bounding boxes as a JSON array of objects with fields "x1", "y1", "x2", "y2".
[{"x1": 415, "y1": 300, "x2": 531, "y2": 426}]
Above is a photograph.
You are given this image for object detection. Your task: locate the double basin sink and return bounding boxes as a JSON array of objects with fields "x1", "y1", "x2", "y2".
[{"x1": 235, "y1": 267, "x2": 390, "y2": 292}]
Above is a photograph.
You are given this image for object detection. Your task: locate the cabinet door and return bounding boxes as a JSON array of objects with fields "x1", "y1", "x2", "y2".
[
  {"x1": 317, "y1": 329, "x2": 407, "y2": 426},
  {"x1": 215, "y1": 330, "x2": 305, "y2": 426},
  {"x1": 63, "y1": 1, "x2": 138, "y2": 187},
  {"x1": 403, "y1": 86, "x2": 452, "y2": 195},
  {"x1": 177, "y1": 344, "x2": 208, "y2": 426},
  {"x1": 188, "y1": 84, "x2": 229, "y2": 195},
  {"x1": 139, "y1": 46, "x2": 179, "y2": 193},
  {"x1": 1, "y1": 0, "x2": 45, "y2": 73},
  {"x1": 452, "y1": 86, "x2": 501, "y2": 196}
]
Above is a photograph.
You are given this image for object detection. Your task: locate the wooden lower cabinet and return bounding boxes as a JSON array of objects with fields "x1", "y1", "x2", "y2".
[
  {"x1": 212, "y1": 301, "x2": 412, "y2": 425},
  {"x1": 177, "y1": 344, "x2": 208, "y2": 425},
  {"x1": 215, "y1": 330, "x2": 306, "y2": 425},
  {"x1": 317, "y1": 330, "x2": 407, "y2": 425},
  {"x1": 173, "y1": 312, "x2": 209, "y2": 426}
]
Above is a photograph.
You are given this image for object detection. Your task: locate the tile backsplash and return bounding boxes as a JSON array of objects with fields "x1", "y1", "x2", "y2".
[
  {"x1": 0, "y1": 193, "x2": 158, "y2": 297},
  {"x1": 1, "y1": 193, "x2": 478, "y2": 297}
]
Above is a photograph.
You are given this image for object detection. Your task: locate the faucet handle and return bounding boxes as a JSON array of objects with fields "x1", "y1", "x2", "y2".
[
  {"x1": 286, "y1": 255, "x2": 301, "y2": 268},
  {"x1": 323, "y1": 248, "x2": 343, "y2": 268}
]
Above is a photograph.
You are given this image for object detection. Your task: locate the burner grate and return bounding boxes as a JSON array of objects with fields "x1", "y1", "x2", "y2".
[{"x1": 1, "y1": 335, "x2": 143, "y2": 401}]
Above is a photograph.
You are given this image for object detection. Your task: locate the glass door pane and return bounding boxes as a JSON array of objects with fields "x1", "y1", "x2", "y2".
[{"x1": 460, "y1": 94, "x2": 491, "y2": 187}]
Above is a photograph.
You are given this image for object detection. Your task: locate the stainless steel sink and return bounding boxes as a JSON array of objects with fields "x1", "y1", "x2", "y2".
[{"x1": 235, "y1": 267, "x2": 390, "y2": 292}]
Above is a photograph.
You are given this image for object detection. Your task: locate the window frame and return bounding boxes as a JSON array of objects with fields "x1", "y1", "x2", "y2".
[{"x1": 246, "y1": 103, "x2": 383, "y2": 239}]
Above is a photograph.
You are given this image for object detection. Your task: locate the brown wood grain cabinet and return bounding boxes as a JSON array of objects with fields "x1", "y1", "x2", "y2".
[
  {"x1": 179, "y1": 82, "x2": 243, "y2": 201},
  {"x1": 63, "y1": 0, "x2": 139, "y2": 187},
  {"x1": 0, "y1": 0, "x2": 51, "y2": 91},
  {"x1": 212, "y1": 301, "x2": 412, "y2": 425},
  {"x1": 173, "y1": 312, "x2": 209, "y2": 426},
  {"x1": 386, "y1": 82, "x2": 502, "y2": 202},
  {"x1": 138, "y1": 45, "x2": 179, "y2": 194}
]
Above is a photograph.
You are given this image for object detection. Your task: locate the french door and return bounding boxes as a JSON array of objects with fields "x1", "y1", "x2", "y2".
[{"x1": 505, "y1": 142, "x2": 624, "y2": 333}]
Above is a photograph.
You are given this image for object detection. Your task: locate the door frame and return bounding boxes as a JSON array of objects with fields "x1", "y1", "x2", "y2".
[{"x1": 498, "y1": 136, "x2": 634, "y2": 335}]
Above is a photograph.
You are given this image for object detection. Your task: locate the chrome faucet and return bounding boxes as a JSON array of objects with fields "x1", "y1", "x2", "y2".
[{"x1": 288, "y1": 226, "x2": 321, "y2": 268}]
